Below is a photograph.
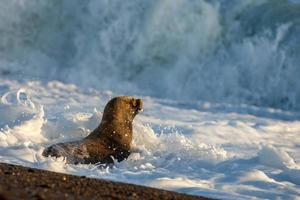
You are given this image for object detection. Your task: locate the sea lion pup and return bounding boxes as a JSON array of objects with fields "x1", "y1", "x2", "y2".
[{"x1": 42, "y1": 96, "x2": 143, "y2": 165}]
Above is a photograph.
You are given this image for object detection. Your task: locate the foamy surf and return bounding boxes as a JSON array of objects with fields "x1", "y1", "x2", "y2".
[{"x1": 0, "y1": 80, "x2": 299, "y2": 199}]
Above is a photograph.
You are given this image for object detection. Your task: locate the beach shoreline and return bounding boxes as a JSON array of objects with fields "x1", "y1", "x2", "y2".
[{"x1": 0, "y1": 162, "x2": 211, "y2": 200}]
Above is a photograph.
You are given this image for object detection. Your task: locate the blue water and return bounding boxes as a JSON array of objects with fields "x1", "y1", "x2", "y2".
[{"x1": 0, "y1": 0, "x2": 300, "y2": 109}]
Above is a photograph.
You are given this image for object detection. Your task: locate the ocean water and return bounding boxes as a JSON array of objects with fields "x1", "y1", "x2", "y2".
[{"x1": 0, "y1": 0, "x2": 300, "y2": 199}]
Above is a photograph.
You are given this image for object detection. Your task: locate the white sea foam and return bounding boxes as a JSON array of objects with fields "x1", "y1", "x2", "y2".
[{"x1": 0, "y1": 80, "x2": 299, "y2": 199}]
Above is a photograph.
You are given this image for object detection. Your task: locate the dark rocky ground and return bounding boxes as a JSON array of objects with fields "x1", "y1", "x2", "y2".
[{"x1": 0, "y1": 162, "x2": 211, "y2": 200}]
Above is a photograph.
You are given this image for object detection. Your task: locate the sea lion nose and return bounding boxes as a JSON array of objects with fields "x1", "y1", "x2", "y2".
[{"x1": 136, "y1": 99, "x2": 143, "y2": 112}]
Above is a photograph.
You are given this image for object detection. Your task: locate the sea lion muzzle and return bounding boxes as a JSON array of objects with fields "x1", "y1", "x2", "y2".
[{"x1": 136, "y1": 99, "x2": 143, "y2": 112}]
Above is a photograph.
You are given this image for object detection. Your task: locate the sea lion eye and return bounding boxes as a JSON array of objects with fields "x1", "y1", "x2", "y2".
[{"x1": 131, "y1": 98, "x2": 137, "y2": 107}]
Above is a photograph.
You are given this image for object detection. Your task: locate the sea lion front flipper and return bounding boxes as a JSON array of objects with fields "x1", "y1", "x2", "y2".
[{"x1": 42, "y1": 145, "x2": 63, "y2": 158}]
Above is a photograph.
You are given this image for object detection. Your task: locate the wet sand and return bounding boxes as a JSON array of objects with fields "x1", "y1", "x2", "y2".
[{"x1": 0, "y1": 162, "x2": 211, "y2": 200}]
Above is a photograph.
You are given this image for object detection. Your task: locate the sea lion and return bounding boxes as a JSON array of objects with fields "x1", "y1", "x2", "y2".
[{"x1": 42, "y1": 96, "x2": 143, "y2": 165}]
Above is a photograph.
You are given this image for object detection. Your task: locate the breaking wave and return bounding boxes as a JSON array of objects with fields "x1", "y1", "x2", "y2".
[{"x1": 0, "y1": 0, "x2": 300, "y2": 110}]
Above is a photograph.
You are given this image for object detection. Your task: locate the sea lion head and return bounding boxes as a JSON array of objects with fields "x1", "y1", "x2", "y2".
[{"x1": 101, "y1": 96, "x2": 143, "y2": 124}]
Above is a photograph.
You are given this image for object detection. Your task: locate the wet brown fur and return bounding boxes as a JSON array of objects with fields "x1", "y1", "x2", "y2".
[{"x1": 42, "y1": 96, "x2": 143, "y2": 165}]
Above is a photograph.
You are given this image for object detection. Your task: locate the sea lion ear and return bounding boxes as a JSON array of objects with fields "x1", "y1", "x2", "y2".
[{"x1": 131, "y1": 98, "x2": 137, "y2": 107}]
